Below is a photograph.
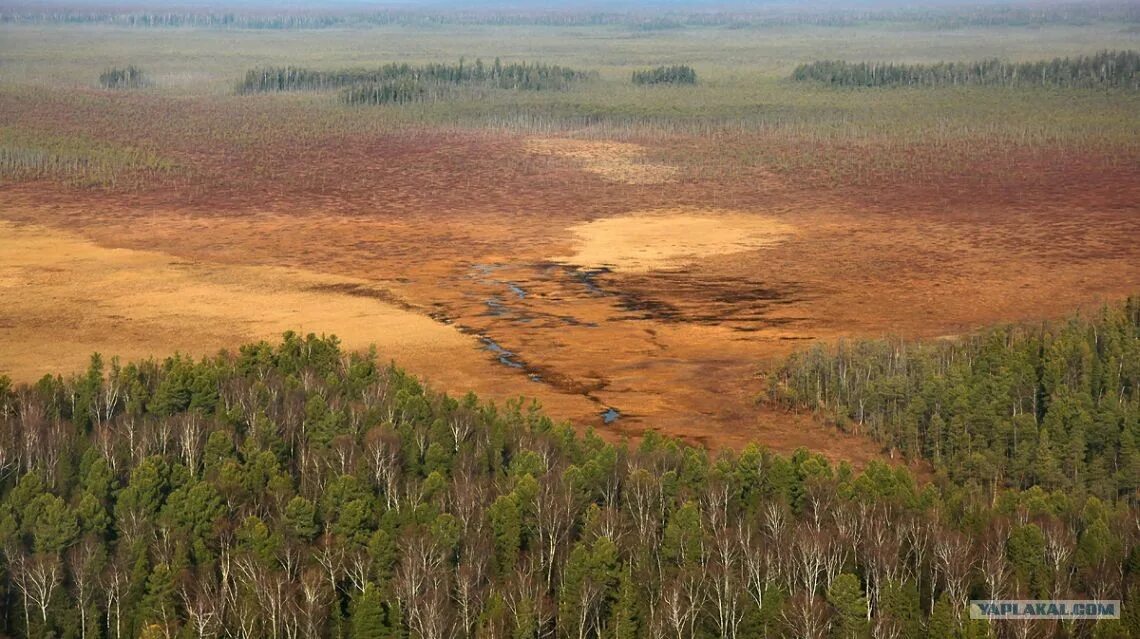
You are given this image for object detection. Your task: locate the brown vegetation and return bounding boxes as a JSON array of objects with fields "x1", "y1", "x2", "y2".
[{"x1": 2, "y1": 87, "x2": 1139, "y2": 467}]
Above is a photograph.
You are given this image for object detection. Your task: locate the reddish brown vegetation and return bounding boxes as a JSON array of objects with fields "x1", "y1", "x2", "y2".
[{"x1": 3, "y1": 90, "x2": 1139, "y2": 467}]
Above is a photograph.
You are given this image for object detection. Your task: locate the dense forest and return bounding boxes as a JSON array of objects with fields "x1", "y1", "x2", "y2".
[
  {"x1": 790, "y1": 51, "x2": 1140, "y2": 90},
  {"x1": 99, "y1": 67, "x2": 148, "y2": 90},
  {"x1": 770, "y1": 298, "x2": 1140, "y2": 503},
  {"x1": 238, "y1": 61, "x2": 593, "y2": 97},
  {"x1": 632, "y1": 66, "x2": 698, "y2": 86},
  {"x1": 2, "y1": 330, "x2": 1139, "y2": 639},
  {"x1": 237, "y1": 61, "x2": 592, "y2": 106}
]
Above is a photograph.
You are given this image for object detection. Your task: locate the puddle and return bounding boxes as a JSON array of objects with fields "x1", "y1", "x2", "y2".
[
  {"x1": 484, "y1": 297, "x2": 508, "y2": 317},
  {"x1": 481, "y1": 337, "x2": 525, "y2": 368},
  {"x1": 601, "y1": 407, "x2": 621, "y2": 424},
  {"x1": 571, "y1": 266, "x2": 611, "y2": 296}
]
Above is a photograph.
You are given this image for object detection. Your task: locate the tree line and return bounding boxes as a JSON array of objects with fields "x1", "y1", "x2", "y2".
[
  {"x1": 3, "y1": 3, "x2": 1138, "y2": 29},
  {"x1": 237, "y1": 60, "x2": 595, "y2": 107},
  {"x1": 99, "y1": 67, "x2": 149, "y2": 90},
  {"x1": 769, "y1": 297, "x2": 1140, "y2": 503},
  {"x1": 790, "y1": 51, "x2": 1140, "y2": 90},
  {"x1": 632, "y1": 66, "x2": 698, "y2": 86},
  {"x1": 1, "y1": 330, "x2": 1139, "y2": 638},
  {"x1": 239, "y1": 60, "x2": 593, "y2": 95}
]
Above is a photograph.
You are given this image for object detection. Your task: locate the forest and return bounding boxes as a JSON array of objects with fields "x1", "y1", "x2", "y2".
[
  {"x1": 2, "y1": 3, "x2": 1138, "y2": 29},
  {"x1": 631, "y1": 66, "x2": 698, "y2": 86},
  {"x1": 1, "y1": 328, "x2": 1138, "y2": 639},
  {"x1": 99, "y1": 67, "x2": 148, "y2": 90},
  {"x1": 769, "y1": 298, "x2": 1140, "y2": 502},
  {"x1": 791, "y1": 51, "x2": 1140, "y2": 90},
  {"x1": 237, "y1": 61, "x2": 594, "y2": 96}
]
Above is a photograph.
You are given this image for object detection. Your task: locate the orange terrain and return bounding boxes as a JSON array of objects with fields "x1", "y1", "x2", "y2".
[{"x1": 2, "y1": 91, "x2": 1139, "y2": 468}]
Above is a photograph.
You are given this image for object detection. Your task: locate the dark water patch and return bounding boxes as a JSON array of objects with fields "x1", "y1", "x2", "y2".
[
  {"x1": 611, "y1": 275, "x2": 807, "y2": 327},
  {"x1": 574, "y1": 267, "x2": 612, "y2": 296},
  {"x1": 481, "y1": 337, "x2": 525, "y2": 369},
  {"x1": 618, "y1": 295, "x2": 683, "y2": 321},
  {"x1": 484, "y1": 297, "x2": 508, "y2": 317},
  {"x1": 558, "y1": 315, "x2": 598, "y2": 328},
  {"x1": 307, "y1": 282, "x2": 416, "y2": 312},
  {"x1": 534, "y1": 262, "x2": 612, "y2": 297}
]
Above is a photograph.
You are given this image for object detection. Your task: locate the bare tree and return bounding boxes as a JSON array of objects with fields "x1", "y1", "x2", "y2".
[
  {"x1": 296, "y1": 566, "x2": 331, "y2": 639},
  {"x1": 396, "y1": 533, "x2": 452, "y2": 639},
  {"x1": 782, "y1": 592, "x2": 831, "y2": 639},
  {"x1": 101, "y1": 553, "x2": 129, "y2": 639},
  {"x1": 67, "y1": 538, "x2": 104, "y2": 639},
  {"x1": 934, "y1": 529, "x2": 975, "y2": 615},
  {"x1": 364, "y1": 426, "x2": 402, "y2": 510},
  {"x1": 661, "y1": 566, "x2": 706, "y2": 639},
  {"x1": 178, "y1": 412, "x2": 206, "y2": 474},
  {"x1": 503, "y1": 556, "x2": 554, "y2": 639},
  {"x1": 181, "y1": 574, "x2": 223, "y2": 639},
  {"x1": 535, "y1": 471, "x2": 577, "y2": 589},
  {"x1": 707, "y1": 517, "x2": 746, "y2": 639},
  {"x1": 14, "y1": 552, "x2": 62, "y2": 628},
  {"x1": 979, "y1": 519, "x2": 1010, "y2": 604},
  {"x1": 235, "y1": 555, "x2": 294, "y2": 639},
  {"x1": 454, "y1": 540, "x2": 489, "y2": 638},
  {"x1": 1041, "y1": 517, "x2": 1075, "y2": 599}
]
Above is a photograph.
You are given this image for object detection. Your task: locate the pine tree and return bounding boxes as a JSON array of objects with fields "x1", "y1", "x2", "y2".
[
  {"x1": 828, "y1": 573, "x2": 868, "y2": 639},
  {"x1": 351, "y1": 583, "x2": 386, "y2": 639}
]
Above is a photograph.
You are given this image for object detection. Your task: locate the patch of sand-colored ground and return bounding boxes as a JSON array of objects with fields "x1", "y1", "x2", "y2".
[
  {"x1": 523, "y1": 138, "x2": 679, "y2": 185},
  {"x1": 0, "y1": 219, "x2": 599, "y2": 423},
  {"x1": 553, "y1": 209, "x2": 795, "y2": 273}
]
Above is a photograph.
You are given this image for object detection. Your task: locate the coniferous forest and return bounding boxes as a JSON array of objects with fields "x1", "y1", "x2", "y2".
[
  {"x1": 631, "y1": 66, "x2": 698, "y2": 86},
  {"x1": 770, "y1": 298, "x2": 1140, "y2": 502},
  {"x1": 2, "y1": 320, "x2": 1139, "y2": 639},
  {"x1": 791, "y1": 51, "x2": 1140, "y2": 89},
  {"x1": 99, "y1": 67, "x2": 148, "y2": 90},
  {"x1": 237, "y1": 61, "x2": 594, "y2": 106}
]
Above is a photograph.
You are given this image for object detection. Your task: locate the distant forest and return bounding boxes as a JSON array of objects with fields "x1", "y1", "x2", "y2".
[
  {"x1": 632, "y1": 66, "x2": 698, "y2": 86},
  {"x1": 2, "y1": 2, "x2": 1139, "y2": 29},
  {"x1": 1, "y1": 323, "x2": 1139, "y2": 638},
  {"x1": 770, "y1": 297, "x2": 1140, "y2": 502},
  {"x1": 791, "y1": 51, "x2": 1140, "y2": 90},
  {"x1": 99, "y1": 66, "x2": 148, "y2": 90},
  {"x1": 238, "y1": 61, "x2": 593, "y2": 105}
]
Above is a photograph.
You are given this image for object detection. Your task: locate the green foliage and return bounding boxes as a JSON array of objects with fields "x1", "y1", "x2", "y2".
[
  {"x1": 238, "y1": 59, "x2": 596, "y2": 106},
  {"x1": 632, "y1": 65, "x2": 697, "y2": 86},
  {"x1": 99, "y1": 66, "x2": 149, "y2": 89},
  {"x1": 29, "y1": 493, "x2": 78, "y2": 553},
  {"x1": 792, "y1": 50, "x2": 1140, "y2": 89},
  {"x1": 828, "y1": 573, "x2": 869, "y2": 639},
  {"x1": 771, "y1": 298, "x2": 1140, "y2": 499},
  {"x1": 0, "y1": 330, "x2": 1136, "y2": 638}
]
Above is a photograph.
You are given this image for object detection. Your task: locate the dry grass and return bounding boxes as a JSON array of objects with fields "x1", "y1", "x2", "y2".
[
  {"x1": 552, "y1": 208, "x2": 794, "y2": 272},
  {"x1": 523, "y1": 137, "x2": 679, "y2": 184}
]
